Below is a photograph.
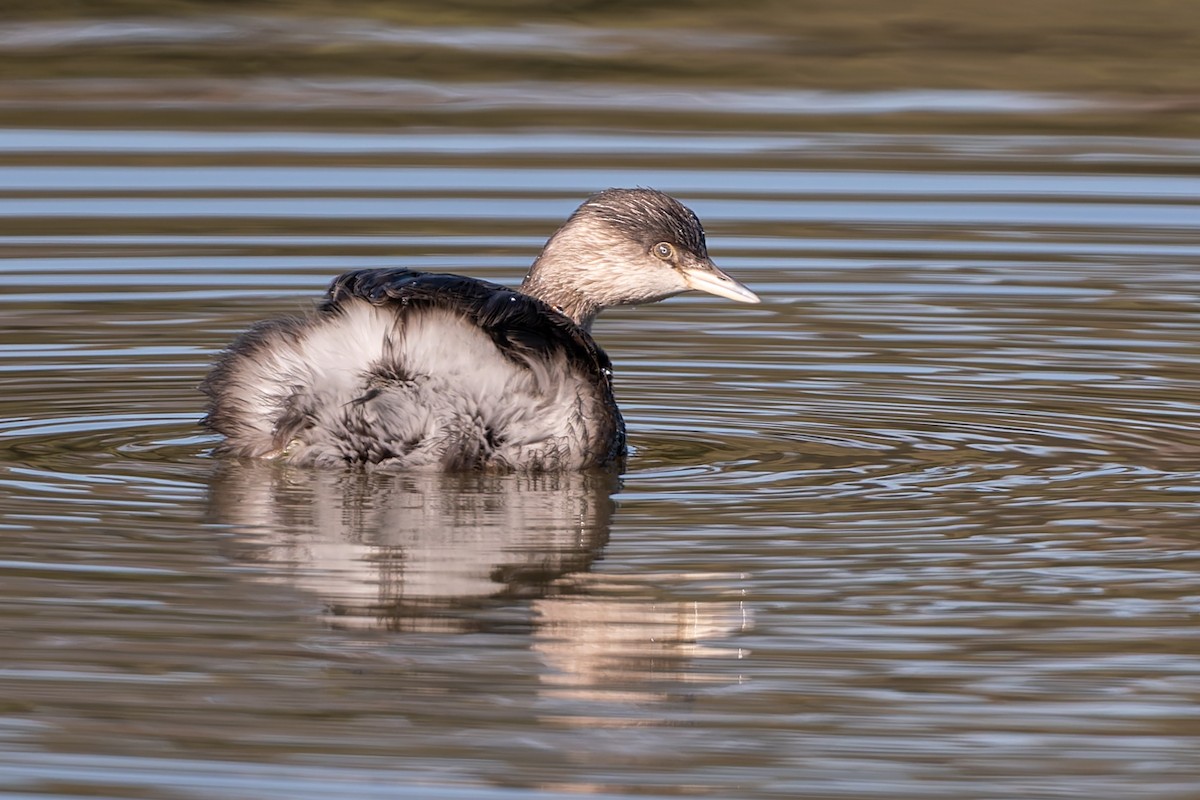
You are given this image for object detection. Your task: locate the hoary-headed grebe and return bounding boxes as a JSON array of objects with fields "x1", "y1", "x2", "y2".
[{"x1": 201, "y1": 188, "x2": 759, "y2": 470}]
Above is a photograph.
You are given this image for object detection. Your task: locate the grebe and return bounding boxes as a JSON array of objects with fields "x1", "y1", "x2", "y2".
[{"x1": 201, "y1": 188, "x2": 759, "y2": 470}]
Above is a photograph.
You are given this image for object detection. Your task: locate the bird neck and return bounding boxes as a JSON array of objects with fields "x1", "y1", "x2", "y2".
[{"x1": 519, "y1": 270, "x2": 600, "y2": 333}]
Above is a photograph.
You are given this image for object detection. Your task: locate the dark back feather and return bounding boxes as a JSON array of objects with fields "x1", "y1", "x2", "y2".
[{"x1": 322, "y1": 268, "x2": 617, "y2": 379}]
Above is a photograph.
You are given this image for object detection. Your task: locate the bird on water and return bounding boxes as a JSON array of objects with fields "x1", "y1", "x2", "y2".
[{"x1": 201, "y1": 188, "x2": 759, "y2": 471}]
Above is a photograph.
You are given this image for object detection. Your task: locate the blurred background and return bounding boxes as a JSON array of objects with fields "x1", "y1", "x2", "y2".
[
  {"x1": 2, "y1": 3, "x2": 1200, "y2": 800},
  {"x1": 3, "y1": 0, "x2": 1200, "y2": 132}
]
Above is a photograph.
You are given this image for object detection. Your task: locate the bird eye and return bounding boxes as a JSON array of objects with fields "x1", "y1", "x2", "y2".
[{"x1": 653, "y1": 242, "x2": 674, "y2": 260}]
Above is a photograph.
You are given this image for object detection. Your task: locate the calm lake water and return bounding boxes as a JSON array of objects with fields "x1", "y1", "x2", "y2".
[{"x1": 2, "y1": 8, "x2": 1200, "y2": 800}]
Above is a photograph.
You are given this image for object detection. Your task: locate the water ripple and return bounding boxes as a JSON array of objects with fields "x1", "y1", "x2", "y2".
[{"x1": 2, "y1": 128, "x2": 1199, "y2": 800}]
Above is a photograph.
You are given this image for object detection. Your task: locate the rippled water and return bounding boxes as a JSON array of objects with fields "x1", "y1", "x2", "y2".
[
  {"x1": 4, "y1": 126, "x2": 1199, "y2": 799},
  {"x1": 4, "y1": 9, "x2": 1200, "y2": 799}
]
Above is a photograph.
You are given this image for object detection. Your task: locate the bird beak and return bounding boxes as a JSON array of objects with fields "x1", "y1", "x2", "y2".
[{"x1": 679, "y1": 260, "x2": 760, "y2": 304}]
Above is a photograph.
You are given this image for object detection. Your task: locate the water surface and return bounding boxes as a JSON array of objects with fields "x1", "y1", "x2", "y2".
[{"x1": 2, "y1": 9, "x2": 1200, "y2": 800}]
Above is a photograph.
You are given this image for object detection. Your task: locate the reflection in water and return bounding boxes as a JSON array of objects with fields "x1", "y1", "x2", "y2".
[
  {"x1": 207, "y1": 462, "x2": 749, "y2": 709},
  {"x1": 534, "y1": 583, "x2": 750, "y2": 710},
  {"x1": 208, "y1": 463, "x2": 617, "y2": 630}
]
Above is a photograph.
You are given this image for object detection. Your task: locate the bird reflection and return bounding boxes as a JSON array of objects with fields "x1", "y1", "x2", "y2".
[
  {"x1": 533, "y1": 582, "x2": 750, "y2": 709},
  {"x1": 206, "y1": 462, "x2": 749, "y2": 709},
  {"x1": 207, "y1": 462, "x2": 617, "y2": 631}
]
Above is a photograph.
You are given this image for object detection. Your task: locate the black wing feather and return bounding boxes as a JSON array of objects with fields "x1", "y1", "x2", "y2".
[{"x1": 322, "y1": 268, "x2": 616, "y2": 380}]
